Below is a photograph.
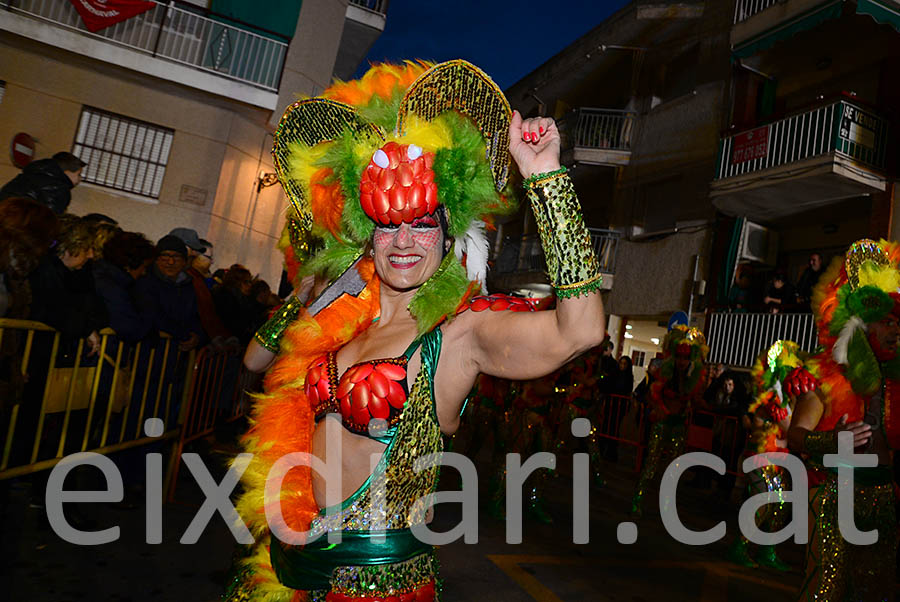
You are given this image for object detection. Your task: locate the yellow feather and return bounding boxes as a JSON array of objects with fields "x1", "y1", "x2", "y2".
[
  {"x1": 858, "y1": 260, "x2": 900, "y2": 292},
  {"x1": 287, "y1": 141, "x2": 332, "y2": 198},
  {"x1": 393, "y1": 116, "x2": 453, "y2": 152}
]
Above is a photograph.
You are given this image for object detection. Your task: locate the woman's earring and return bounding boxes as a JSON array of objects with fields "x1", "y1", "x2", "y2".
[{"x1": 369, "y1": 249, "x2": 375, "y2": 257}]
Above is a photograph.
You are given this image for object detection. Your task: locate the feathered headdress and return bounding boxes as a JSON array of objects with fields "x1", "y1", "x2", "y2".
[
  {"x1": 272, "y1": 60, "x2": 516, "y2": 333},
  {"x1": 811, "y1": 239, "x2": 900, "y2": 396},
  {"x1": 658, "y1": 325, "x2": 708, "y2": 385}
]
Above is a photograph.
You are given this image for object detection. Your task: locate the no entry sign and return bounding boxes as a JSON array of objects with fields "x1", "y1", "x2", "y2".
[{"x1": 11, "y1": 132, "x2": 35, "y2": 168}]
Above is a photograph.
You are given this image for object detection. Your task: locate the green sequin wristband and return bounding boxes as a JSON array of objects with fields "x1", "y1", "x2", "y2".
[
  {"x1": 253, "y1": 295, "x2": 303, "y2": 353},
  {"x1": 525, "y1": 171, "x2": 603, "y2": 298},
  {"x1": 804, "y1": 430, "x2": 837, "y2": 457},
  {"x1": 522, "y1": 166, "x2": 568, "y2": 189}
]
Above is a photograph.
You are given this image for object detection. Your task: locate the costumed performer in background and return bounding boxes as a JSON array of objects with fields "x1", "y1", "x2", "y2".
[
  {"x1": 728, "y1": 340, "x2": 816, "y2": 571},
  {"x1": 629, "y1": 325, "x2": 707, "y2": 518},
  {"x1": 788, "y1": 239, "x2": 900, "y2": 602},
  {"x1": 229, "y1": 60, "x2": 606, "y2": 602}
]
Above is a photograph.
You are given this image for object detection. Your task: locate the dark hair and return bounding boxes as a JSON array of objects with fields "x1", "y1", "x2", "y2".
[
  {"x1": 82, "y1": 212, "x2": 118, "y2": 225},
  {"x1": 249, "y1": 279, "x2": 271, "y2": 299},
  {"x1": 0, "y1": 197, "x2": 59, "y2": 276},
  {"x1": 104, "y1": 231, "x2": 156, "y2": 272},
  {"x1": 53, "y1": 151, "x2": 87, "y2": 173},
  {"x1": 223, "y1": 265, "x2": 252, "y2": 291}
]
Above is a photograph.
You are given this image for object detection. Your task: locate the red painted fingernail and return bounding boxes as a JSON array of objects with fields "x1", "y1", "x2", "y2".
[
  {"x1": 523, "y1": 132, "x2": 530, "y2": 141},
  {"x1": 539, "y1": 127, "x2": 544, "y2": 134}
]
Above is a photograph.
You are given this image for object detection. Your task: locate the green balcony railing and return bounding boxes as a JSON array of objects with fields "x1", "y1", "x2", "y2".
[{"x1": 715, "y1": 99, "x2": 889, "y2": 180}]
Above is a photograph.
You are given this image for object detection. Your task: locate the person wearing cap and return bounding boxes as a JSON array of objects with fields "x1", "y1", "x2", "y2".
[
  {"x1": 0, "y1": 151, "x2": 86, "y2": 214},
  {"x1": 170, "y1": 230, "x2": 232, "y2": 343},
  {"x1": 168, "y1": 227, "x2": 206, "y2": 258},
  {"x1": 133, "y1": 235, "x2": 204, "y2": 352}
]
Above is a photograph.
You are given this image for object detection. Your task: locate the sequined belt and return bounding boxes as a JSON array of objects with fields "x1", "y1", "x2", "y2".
[{"x1": 270, "y1": 529, "x2": 432, "y2": 591}]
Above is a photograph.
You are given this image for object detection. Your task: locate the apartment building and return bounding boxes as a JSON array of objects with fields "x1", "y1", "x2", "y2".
[
  {"x1": 0, "y1": 0, "x2": 388, "y2": 286},
  {"x1": 706, "y1": 0, "x2": 900, "y2": 367},
  {"x1": 500, "y1": 0, "x2": 733, "y2": 379}
]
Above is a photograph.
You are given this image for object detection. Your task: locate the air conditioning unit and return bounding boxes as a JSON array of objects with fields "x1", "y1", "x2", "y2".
[{"x1": 737, "y1": 219, "x2": 778, "y2": 265}]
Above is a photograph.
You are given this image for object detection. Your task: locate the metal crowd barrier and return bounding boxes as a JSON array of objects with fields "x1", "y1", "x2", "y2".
[
  {"x1": 686, "y1": 409, "x2": 745, "y2": 476},
  {"x1": 587, "y1": 393, "x2": 747, "y2": 477},
  {"x1": 592, "y1": 393, "x2": 647, "y2": 472},
  {"x1": 166, "y1": 346, "x2": 261, "y2": 502},
  {"x1": 0, "y1": 318, "x2": 251, "y2": 498}
]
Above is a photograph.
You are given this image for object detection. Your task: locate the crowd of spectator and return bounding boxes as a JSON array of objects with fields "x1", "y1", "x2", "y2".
[
  {"x1": 727, "y1": 252, "x2": 825, "y2": 313},
  {"x1": 0, "y1": 197, "x2": 283, "y2": 410}
]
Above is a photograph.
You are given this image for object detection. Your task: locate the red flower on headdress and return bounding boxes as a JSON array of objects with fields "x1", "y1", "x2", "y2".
[{"x1": 359, "y1": 141, "x2": 438, "y2": 225}]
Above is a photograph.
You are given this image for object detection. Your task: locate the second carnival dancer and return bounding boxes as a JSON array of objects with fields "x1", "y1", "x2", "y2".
[
  {"x1": 788, "y1": 239, "x2": 900, "y2": 601},
  {"x1": 630, "y1": 325, "x2": 707, "y2": 518},
  {"x1": 728, "y1": 340, "x2": 816, "y2": 571},
  {"x1": 227, "y1": 61, "x2": 606, "y2": 601}
]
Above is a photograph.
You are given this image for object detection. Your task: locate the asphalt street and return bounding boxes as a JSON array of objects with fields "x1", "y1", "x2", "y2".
[{"x1": 1, "y1": 428, "x2": 806, "y2": 602}]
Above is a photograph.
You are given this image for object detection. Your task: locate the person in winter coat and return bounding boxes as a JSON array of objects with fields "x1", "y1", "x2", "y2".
[
  {"x1": 29, "y1": 215, "x2": 107, "y2": 357},
  {"x1": 0, "y1": 152, "x2": 86, "y2": 214},
  {"x1": 93, "y1": 231, "x2": 157, "y2": 344},
  {"x1": 133, "y1": 235, "x2": 204, "y2": 351}
]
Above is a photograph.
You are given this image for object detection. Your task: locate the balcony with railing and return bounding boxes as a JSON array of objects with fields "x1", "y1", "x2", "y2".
[
  {"x1": 333, "y1": 0, "x2": 389, "y2": 80},
  {"x1": 710, "y1": 98, "x2": 890, "y2": 220},
  {"x1": 733, "y1": 0, "x2": 781, "y2": 24},
  {"x1": 731, "y1": 0, "x2": 900, "y2": 58},
  {"x1": 491, "y1": 228, "x2": 619, "y2": 291},
  {"x1": 349, "y1": 0, "x2": 389, "y2": 15},
  {"x1": 562, "y1": 108, "x2": 637, "y2": 168},
  {"x1": 706, "y1": 311, "x2": 819, "y2": 368},
  {"x1": 3, "y1": 0, "x2": 287, "y2": 106}
]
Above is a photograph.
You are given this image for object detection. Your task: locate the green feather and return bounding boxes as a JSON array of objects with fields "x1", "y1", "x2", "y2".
[
  {"x1": 299, "y1": 236, "x2": 364, "y2": 281},
  {"x1": 407, "y1": 247, "x2": 470, "y2": 334},
  {"x1": 358, "y1": 88, "x2": 404, "y2": 133},
  {"x1": 431, "y1": 112, "x2": 508, "y2": 236},
  {"x1": 845, "y1": 328, "x2": 881, "y2": 396},
  {"x1": 829, "y1": 285, "x2": 853, "y2": 335},
  {"x1": 318, "y1": 131, "x2": 372, "y2": 243},
  {"x1": 847, "y1": 285, "x2": 894, "y2": 324}
]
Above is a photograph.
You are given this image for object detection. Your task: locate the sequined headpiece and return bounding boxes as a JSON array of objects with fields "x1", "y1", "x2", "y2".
[
  {"x1": 271, "y1": 60, "x2": 517, "y2": 332},
  {"x1": 663, "y1": 325, "x2": 708, "y2": 363},
  {"x1": 813, "y1": 238, "x2": 900, "y2": 375}
]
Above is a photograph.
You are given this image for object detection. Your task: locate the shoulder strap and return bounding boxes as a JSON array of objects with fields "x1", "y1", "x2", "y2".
[{"x1": 419, "y1": 326, "x2": 443, "y2": 383}]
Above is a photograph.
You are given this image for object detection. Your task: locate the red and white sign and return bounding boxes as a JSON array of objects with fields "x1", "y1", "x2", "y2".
[
  {"x1": 68, "y1": 0, "x2": 155, "y2": 33},
  {"x1": 11, "y1": 132, "x2": 35, "y2": 169},
  {"x1": 731, "y1": 126, "x2": 769, "y2": 165}
]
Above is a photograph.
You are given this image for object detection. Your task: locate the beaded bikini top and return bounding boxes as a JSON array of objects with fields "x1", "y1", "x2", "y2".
[{"x1": 305, "y1": 338, "x2": 424, "y2": 443}]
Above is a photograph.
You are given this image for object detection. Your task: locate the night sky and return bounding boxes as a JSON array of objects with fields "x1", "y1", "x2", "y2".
[{"x1": 356, "y1": 0, "x2": 629, "y2": 91}]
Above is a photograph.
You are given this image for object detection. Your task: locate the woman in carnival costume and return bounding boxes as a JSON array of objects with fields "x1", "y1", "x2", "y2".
[
  {"x1": 788, "y1": 239, "x2": 900, "y2": 601},
  {"x1": 630, "y1": 325, "x2": 707, "y2": 518},
  {"x1": 228, "y1": 60, "x2": 606, "y2": 601},
  {"x1": 728, "y1": 340, "x2": 816, "y2": 571}
]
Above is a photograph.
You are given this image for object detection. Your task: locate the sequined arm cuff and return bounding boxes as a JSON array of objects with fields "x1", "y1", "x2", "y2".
[
  {"x1": 253, "y1": 295, "x2": 303, "y2": 353},
  {"x1": 524, "y1": 168, "x2": 602, "y2": 298},
  {"x1": 803, "y1": 430, "x2": 838, "y2": 457}
]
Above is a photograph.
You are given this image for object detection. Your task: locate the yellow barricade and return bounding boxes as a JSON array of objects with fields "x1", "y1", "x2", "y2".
[{"x1": 0, "y1": 318, "x2": 255, "y2": 496}]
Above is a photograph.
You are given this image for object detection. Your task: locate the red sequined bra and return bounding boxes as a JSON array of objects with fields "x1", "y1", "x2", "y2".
[
  {"x1": 305, "y1": 338, "x2": 423, "y2": 438},
  {"x1": 306, "y1": 295, "x2": 539, "y2": 439}
]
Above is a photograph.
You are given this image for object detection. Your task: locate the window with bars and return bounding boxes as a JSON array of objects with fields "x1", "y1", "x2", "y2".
[{"x1": 72, "y1": 107, "x2": 174, "y2": 199}]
